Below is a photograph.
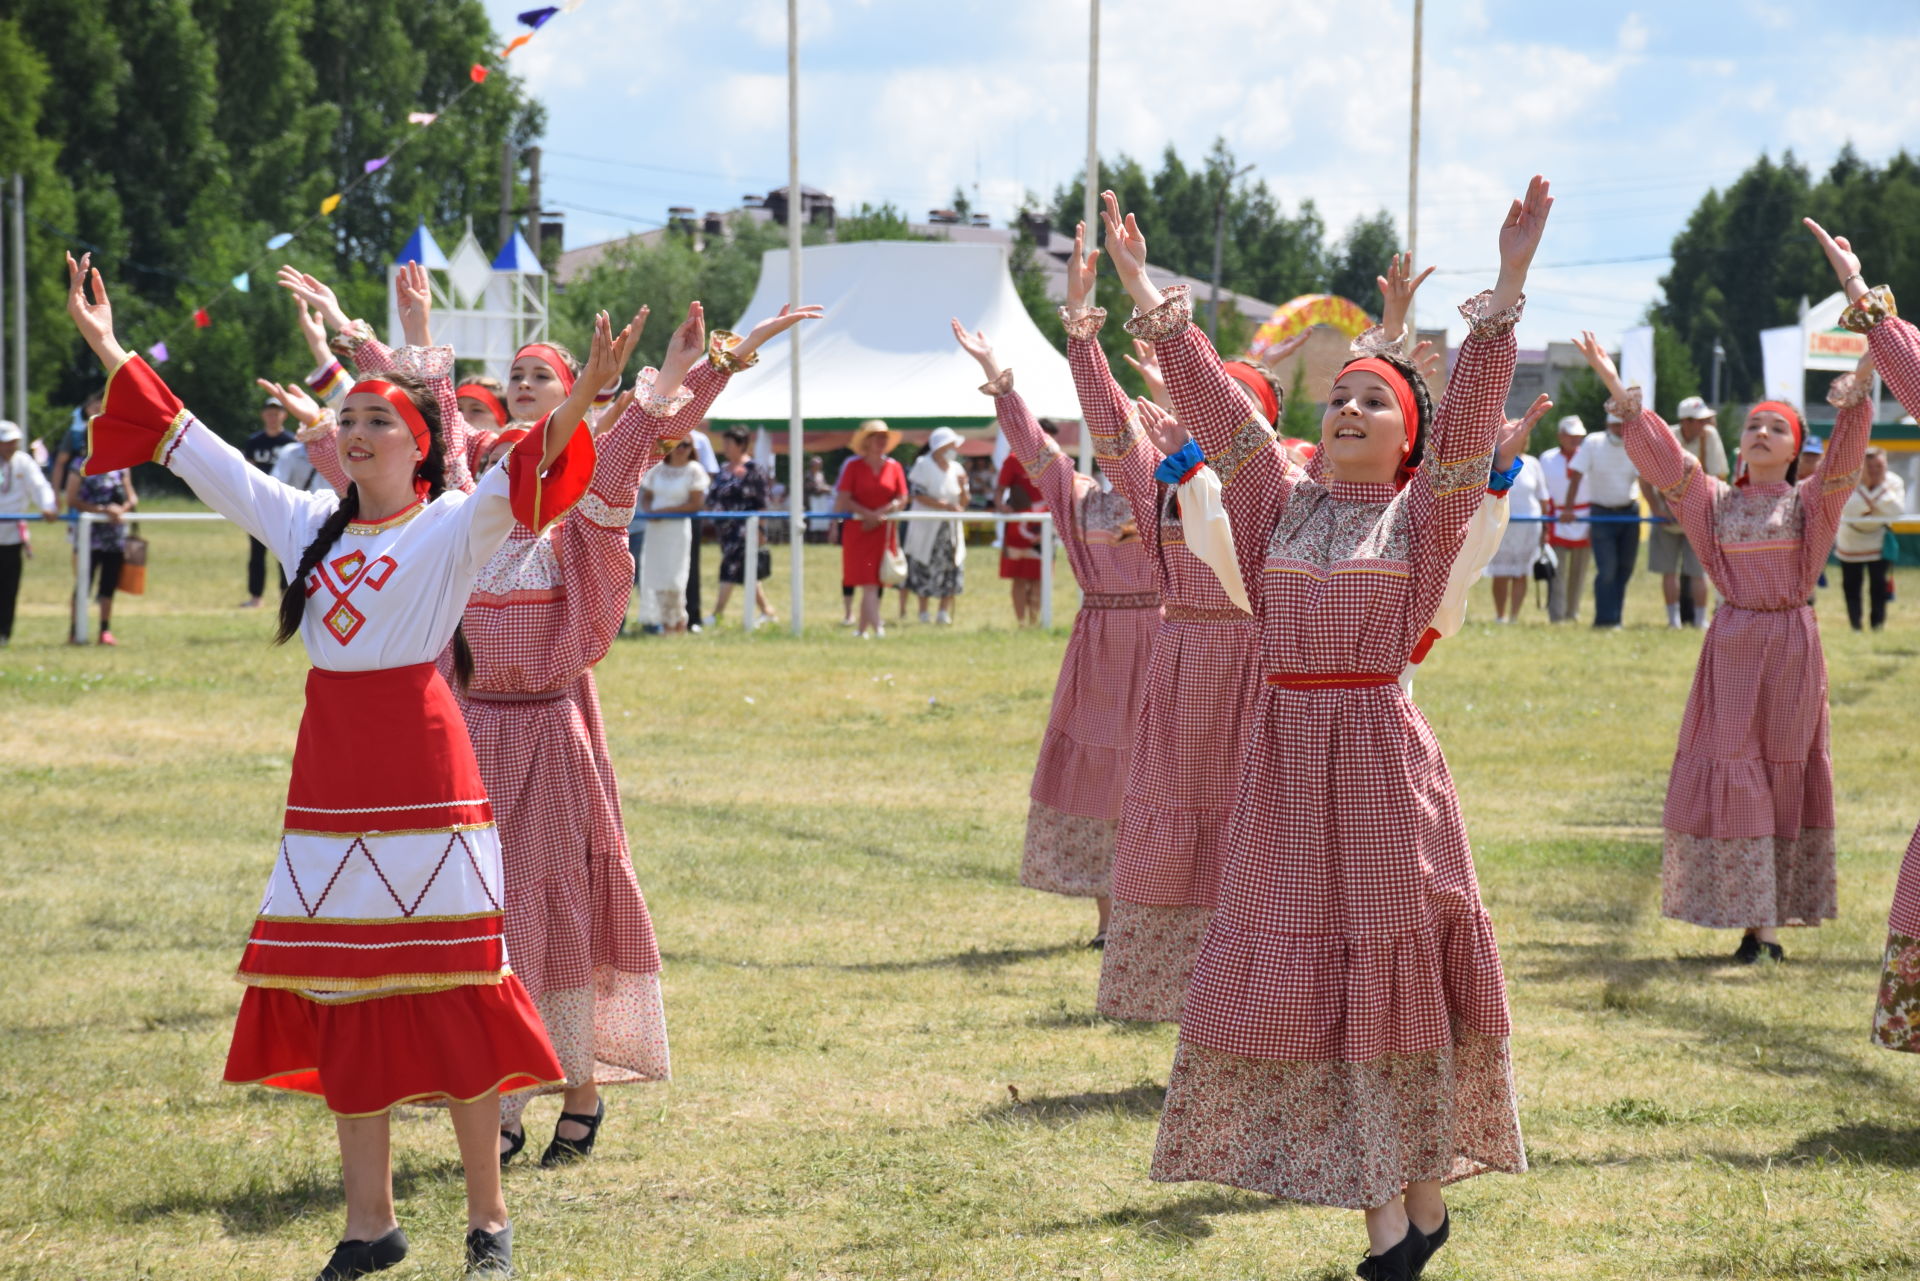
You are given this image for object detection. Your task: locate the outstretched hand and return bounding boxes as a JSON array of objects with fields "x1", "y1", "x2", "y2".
[
  {"x1": 256, "y1": 378, "x2": 324, "y2": 429},
  {"x1": 950, "y1": 318, "x2": 1001, "y2": 380},
  {"x1": 657, "y1": 301, "x2": 707, "y2": 388},
  {"x1": 1121, "y1": 339, "x2": 1170, "y2": 411},
  {"x1": 737, "y1": 302, "x2": 823, "y2": 359},
  {"x1": 394, "y1": 260, "x2": 432, "y2": 347},
  {"x1": 1066, "y1": 221, "x2": 1102, "y2": 312},
  {"x1": 1377, "y1": 252, "x2": 1436, "y2": 340},
  {"x1": 1804, "y1": 218, "x2": 1867, "y2": 302},
  {"x1": 276, "y1": 266, "x2": 352, "y2": 334},
  {"x1": 1135, "y1": 396, "x2": 1191, "y2": 457},
  {"x1": 1267, "y1": 329, "x2": 1312, "y2": 366},
  {"x1": 65, "y1": 253, "x2": 127, "y2": 370},
  {"x1": 1572, "y1": 330, "x2": 1627, "y2": 398},
  {"x1": 1491, "y1": 175, "x2": 1552, "y2": 313},
  {"x1": 581, "y1": 306, "x2": 647, "y2": 392},
  {"x1": 1410, "y1": 339, "x2": 1444, "y2": 383},
  {"x1": 1497, "y1": 393, "x2": 1553, "y2": 469}
]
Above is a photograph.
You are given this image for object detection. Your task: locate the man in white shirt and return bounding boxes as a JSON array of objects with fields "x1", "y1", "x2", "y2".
[
  {"x1": 1647, "y1": 395, "x2": 1729, "y2": 627},
  {"x1": 1562, "y1": 408, "x2": 1643, "y2": 628},
  {"x1": 1836, "y1": 446, "x2": 1907, "y2": 630},
  {"x1": 1538, "y1": 415, "x2": 1591, "y2": 622},
  {"x1": 0, "y1": 420, "x2": 60, "y2": 645}
]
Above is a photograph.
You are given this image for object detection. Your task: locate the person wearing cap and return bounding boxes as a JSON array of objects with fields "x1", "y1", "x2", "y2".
[
  {"x1": 1576, "y1": 329, "x2": 1873, "y2": 966},
  {"x1": 1538, "y1": 414, "x2": 1591, "y2": 621},
  {"x1": 836, "y1": 420, "x2": 909, "y2": 637},
  {"x1": 237, "y1": 395, "x2": 292, "y2": 607},
  {"x1": 1562, "y1": 398, "x2": 1643, "y2": 628},
  {"x1": 903, "y1": 426, "x2": 969, "y2": 623},
  {"x1": 1836, "y1": 446, "x2": 1905, "y2": 630},
  {"x1": 1647, "y1": 395, "x2": 1729, "y2": 627},
  {"x1": 0, "y1": 420, "x2": 60, "y2": 645}
]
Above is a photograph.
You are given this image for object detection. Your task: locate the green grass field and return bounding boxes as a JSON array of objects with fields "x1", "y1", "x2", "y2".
[{"x1": 2, "y1": 506, "x2": 1917, "y2": 1280}]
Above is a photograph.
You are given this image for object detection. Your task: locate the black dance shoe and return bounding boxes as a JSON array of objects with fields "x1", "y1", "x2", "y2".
[
  {"x1": 465, "y1": 1223, "x2": 513, "y2": 1278},
  {"x1": 1088, "y1": 933, "x2": 1108, "y2": 951},
  {"x1": 1356, "y1": 1223, "x2": 1429, "y2": 1281},
  {"x1": 539, "y1": 1099, "x2": 606, "y2": 1167},
  {"x1": 315, "y1": 1226, "x2": 407, "y2": 1280},
  {"x1": 1762, "y1": 941, "x2": 1785, "y2": 963},
  {"x1": 1411, "y1": 1212, "x2": 1449, "y2": 1278},
  {"x1": 1731, "y1": 934, "x2": 1763, "y2": 964},
  {"x1": 499, "y1": 1125, "x2": 526, "y2": 1169}
]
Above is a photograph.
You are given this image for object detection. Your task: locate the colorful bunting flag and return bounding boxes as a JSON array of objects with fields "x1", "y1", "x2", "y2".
[
  {"x1": 501, "y1": 33, "x2": 533, "y2": 56},
  {"x1": 320, "y1": 193, "x2": 342, "y2": 215},
  {"x1": 470, "y1": 63, "x2": 489, "y2": 83},
  {"x1": 193, "y1": 308, "x2": 211, "y2": 329},
  {"x1": 147, "y1": 341, "x2": 170, "y2": 364},
  {"x1": 407, "y1": 112, "x2": 438, "y2": 125},
  {"x1": 266, "y1": 232, "x2": 294, "y2": 250},
  {"x1": 231, "y1": 272, "x2": 249, "y2": 293},
  {"x1": 363, "y1": 157, "x2": 389, "y2": 174},
  {"x1": 518, "y1": 6, "x2": 560, "y2": 29}
]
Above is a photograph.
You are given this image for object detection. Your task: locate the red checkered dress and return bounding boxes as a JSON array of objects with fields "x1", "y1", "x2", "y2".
[
  {"x1": 1619, "y1": 373, "x2": 1870, "y2": 931},
  {"x1": 1067, "y1": 318, "x2": 1259, "y2": 1021},
  {"x1": 988, "y1": 372, "x2": 1158, "y2": 901},
  {"x1": 337, "y1": 340, "x2": 734, "y2": 1121},
  {"x1": 1139, "y1": 287, "x2": 1526, "y2": 1209},
  {"x1": 1865, "y1": 315, "x2": 1920, "y2": 1052}
]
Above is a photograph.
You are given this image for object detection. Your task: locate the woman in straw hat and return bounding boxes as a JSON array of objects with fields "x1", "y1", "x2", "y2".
[
  {"x1": 952, "y1": 317, "x2": 1158, "y2": 948},
  {"x1": 837, "y1": 420, "x2": 909, "y2": 638}
]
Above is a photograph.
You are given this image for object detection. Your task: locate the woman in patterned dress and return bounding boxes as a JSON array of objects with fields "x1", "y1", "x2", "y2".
[
  {"x1": 68, "y1": 253, "x2": 621, "y2": 1279},
  {"x1": 1803, "y1": 219, "x2": 1920, "y2": 1050},
  {"x1": 708, "y1": 425, "x2": 779, "y2": 628},
  {"x1": 903, "y1": 427, "x2": 969, "y2": 624},
  {"x1": 1571, "y1": 310, "x2": 1871, "y2": 965},
  {"x1": 283, "y1": 267, "x2": 819, "y2": 1164},
  {"x1": 1096, "y1": 180, "x2": 1551, "y2": 1280},
  {"x1": 952, "y1": 318, "x2": 1158, "y2": 948}
]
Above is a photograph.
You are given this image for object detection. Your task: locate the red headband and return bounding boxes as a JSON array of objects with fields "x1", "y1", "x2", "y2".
[
  {"x1": 348, "y1": 380, "x2": 434, "y2": 500},
  {"x1": 1223, "y1": 361, "x2": 1279, "y2": 427},
  {"x1": 457, "y1": 384, "x2": 509, "y2": 429},
  {"x1": 1747, "y1": 401, "x2": 1804, "y2": 454},
  {"x1": 1335, "y1": 357, "x2": 1420, "y2": 461},
  {"x1": 514, "y1": 344, "x2": 576, "y2": 395}
]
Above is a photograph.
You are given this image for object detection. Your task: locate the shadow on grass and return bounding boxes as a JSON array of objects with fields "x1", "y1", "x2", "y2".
[
  {"x1": 126, "y1": 1160, "x2": 434, "y2": 1236},
  {"x1": 982, "y1": 1082, "x2": 1166, "y2": 1127},
  {"x1": 1026, "y1": 1007, "x2": 1165, "y2": 1034},
  {"x1": 843, "y1": 943, "x2": 1085, "y2": 974},
  {"x1": 1019, "y1": 1190, "x2": 1284, "y2": 1245},
  {"x1": 1779, "y1": 1121, "x2": 1920, "y2": 1168}
]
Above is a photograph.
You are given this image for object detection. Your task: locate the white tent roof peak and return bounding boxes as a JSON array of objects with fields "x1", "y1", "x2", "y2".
[{"x1": 712, "y1": 240, "x2": 1081, "y2": 423}]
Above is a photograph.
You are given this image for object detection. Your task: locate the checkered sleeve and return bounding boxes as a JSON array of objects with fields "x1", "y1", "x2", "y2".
[
  {"x1": 1404, "y1": 305, "x2": 1513, "y2": 635},
  {"x1": 1128, "y1": 288, "x2": 1297, "y2": 608},
  {"x1": 992, "y1": 382, "x2": 1080, "y2": 549},
  {"x1": 1867, "y1": 315, "x2": 1920, "y2": 419},
  {"x1": 1800, "y1": 377, "x2": 1875, "y2": 581},
  {"x1": 1619, "y1": 399, "x2": 1723, "y2": 563},
  {"x1": 303, "y1": 421, "x2": 351, "y2": 495},
  {"x1": 1069, "y1": 333, "x2": 1160, "y2": 550}
]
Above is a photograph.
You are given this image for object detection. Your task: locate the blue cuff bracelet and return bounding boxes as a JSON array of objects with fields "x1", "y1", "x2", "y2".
[{"x1": 1154, "y1": 439, "x2": 1205, "y2": 485}]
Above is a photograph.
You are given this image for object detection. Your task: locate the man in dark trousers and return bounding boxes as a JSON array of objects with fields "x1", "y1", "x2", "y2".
[{"x1": 239, "y1": 397, "x2": 289, "y2": 607}]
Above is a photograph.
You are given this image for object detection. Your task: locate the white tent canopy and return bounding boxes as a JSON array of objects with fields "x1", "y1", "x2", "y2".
[{"x1": 711, "y1": 241, "x2": 1082, "y2": 424}]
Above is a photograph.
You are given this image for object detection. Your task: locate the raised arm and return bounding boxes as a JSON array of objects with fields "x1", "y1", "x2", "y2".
[
  {"x1": 1806, "y1": 217, "x2": 1920, "y2": 416},
  {"x1": 1800, "y1": 353, "x2": 1877, "y2": 579},
  {"x1": 1061, "y1": 231, "x2": 1161, "y2": 526},
  {"x1": 953, "y1": 320, "x2": 1083, "y2": 538},
  {"x1": 1574, "y1": 331, "x2": 1722, "y2": 554}
]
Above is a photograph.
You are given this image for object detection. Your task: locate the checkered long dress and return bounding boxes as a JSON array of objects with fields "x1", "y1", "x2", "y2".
[
  {"x1": 1619, "y1": 375, "x2": 1870, "y2": 933},
  {"x1": 331, "y1": 339, "x2": 735, "y2": 1124},
  {"x1": 1863, "y1": 315, "x2": 1920, "y2": 1052},
  {"x1": 1140, "y1": 286, "x2": 1526, "y2": 1209},
  {"x1": 1065, "y1": 315, "x2": 1259, "y2": 1021},
  {"x1": 987, "y1": 372, "x2": 1158, "y2": 901}
]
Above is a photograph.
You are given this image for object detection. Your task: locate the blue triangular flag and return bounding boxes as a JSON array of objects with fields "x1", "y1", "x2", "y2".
[
  {"x1": 266, "y1": 232, "x2": 294, "y2": 250},
  {"x1": 518, "y1": 6, "x2": 559, "y2": 29},
  {"x1": 231, "y1": 272, "x2": 250, "y2": 293}
]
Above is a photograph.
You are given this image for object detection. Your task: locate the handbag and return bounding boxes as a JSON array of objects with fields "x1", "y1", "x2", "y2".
[
  {"x1": 1531, "y1": 543, "x2": 1558, "y2": 582},
  {"x1": 118, "y1": 525, "x2": 148, "y2": 596},
  {"x1": 879, "y1": 537, "x2": 908, "y2": 587}
]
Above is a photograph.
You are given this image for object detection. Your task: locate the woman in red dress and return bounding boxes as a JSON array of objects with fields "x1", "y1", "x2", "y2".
[
  {"x1": 837, "y1": 420, "x2": 908, "y2": 638},
  {"x1": 996, "y1": 440, "x2": 1048, "y2": 625}
]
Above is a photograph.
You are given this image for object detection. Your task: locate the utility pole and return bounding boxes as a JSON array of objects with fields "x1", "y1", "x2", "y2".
[
  {"x1": 11, "y1": 172, "x2": 23, "y2": 432},
  {"x1": 1079, "y1": 0, "x2": 1099, "y2": 476},
  {"x1": 786, "y1": 0, "x2": 805, "y2": 636},
  {"x1": 498, "y1": 141, "x2": 514, "y2": 252},
  {"x1": 1711, "y1": 339, "x2": 1725, "y2": 407},
  {"x1": 1407, "y1": 0, "x2": 1423, "y2": 275},
  {"x1": 1208, "y1": 163, "x2": 1255, "y2": 343},
  {"x1": 0, "y1": 179, "x2": 8, "y2": 419},
  {"x1": 525, "y1": 146, "x2": 543, "y2": 255}
]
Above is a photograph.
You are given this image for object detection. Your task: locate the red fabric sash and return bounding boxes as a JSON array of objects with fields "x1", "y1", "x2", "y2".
[{"x1": 1265, "y1": 671, "x2": 1398, "y2": 690}]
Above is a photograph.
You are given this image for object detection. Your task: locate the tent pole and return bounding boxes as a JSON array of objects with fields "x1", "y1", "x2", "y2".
[
  {"x1": 1078, "y1": 0, "x2": 1099, "y2": 479},
  {"x1": 786, "y1": 0, "x2": 805, "y2": 637}
]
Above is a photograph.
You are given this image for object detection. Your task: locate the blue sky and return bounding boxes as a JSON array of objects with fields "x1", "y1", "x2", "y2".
[{"x1": 482, "y1": 0, "x2": 1920, "y2": 347}]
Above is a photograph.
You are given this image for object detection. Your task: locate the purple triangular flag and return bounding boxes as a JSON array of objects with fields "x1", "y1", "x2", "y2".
[
  {"x1": 518, "y1": 6, "x2": 559, "y2": 29},
  {"x1": 363, "y1": 156, "x2": 389, "y2": 174},
  {"x1": 147, "y1": 341, "x2": 170, "y2": 364}
]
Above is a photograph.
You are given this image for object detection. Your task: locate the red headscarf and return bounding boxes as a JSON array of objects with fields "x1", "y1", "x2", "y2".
[
  {"x1": 1334, "y1": 357, "x2": 1421, "y2": 481},
  {"x1": 1222, "y1": 361, "x2": 1278, "y2": 426},
  {"x1": 348, "y1": 379, "x2": 434, "y2": 498},
  {"x1": 456, "y1": 383, "x2": 509, "y2": 429},
  {"x1": 513, "y1": 344, "x2": 576, "y2": 395},
  {"x1": 1746, "y1": 400, "x2": 1804, "y2": 453}
]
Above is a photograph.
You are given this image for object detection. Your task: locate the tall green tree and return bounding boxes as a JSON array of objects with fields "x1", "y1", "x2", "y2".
[{"x1": 1325, "y1": 212, "x2": 1400, "y2": 310}]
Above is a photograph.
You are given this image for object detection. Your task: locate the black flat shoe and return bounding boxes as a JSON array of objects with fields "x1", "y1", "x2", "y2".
[
  {"x1": 1088, "y1": 933, "x2": 1107, "y2": 951},
  {"x1": 1762, "y1": 941, "x2": 1785, "y2": 962},
  {"x1": 1411, "y1": 1212, "x2": 1449, "y2": 1279},
  {"x1": 465, "y1": 1223, "x2": 512, "y2": 1277},
  {"x1": 539, "y1": 1099, "x2": 606, "y2": 1167},
  {"x1": 316, "y1": 1226, "x2": 407, "y2": 1280},
  {"x1": 1731, "y1": 933, "x2": 1763, "y2": 964},
  {"x1": 499, "y1": 1125, "x2": 526, "y2": 1170},
  {"x1": 1356, "y1": 1223, "x2": 1428, "y2": 1281}
]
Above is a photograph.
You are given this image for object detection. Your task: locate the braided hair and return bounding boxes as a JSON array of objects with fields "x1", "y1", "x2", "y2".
[{"x1": 273, "y1": 373, "x2": 475, "y2": 686}]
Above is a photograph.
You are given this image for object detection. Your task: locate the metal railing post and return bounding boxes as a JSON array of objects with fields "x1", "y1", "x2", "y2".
[
  {"x1": 1039, "y1": 519, "x2": 1055, "y2": 630},
  {"x1": 72, "y1": 514, "x2": 94, "y2": 645},
  {"x1": 743, "y1": 514, "x2": 760, "y2": 633}
]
